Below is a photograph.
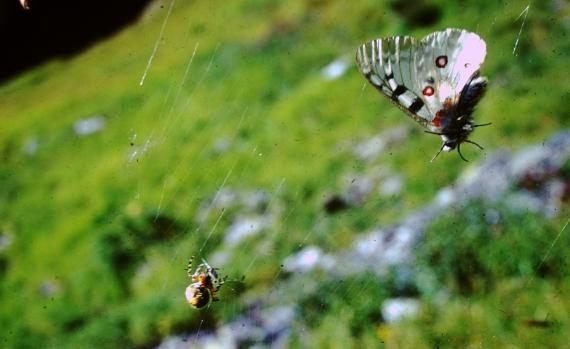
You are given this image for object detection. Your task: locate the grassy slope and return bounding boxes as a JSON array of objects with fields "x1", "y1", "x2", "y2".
[{"x1": 1, "y1": 0, "x2": 569, "y2": 347}]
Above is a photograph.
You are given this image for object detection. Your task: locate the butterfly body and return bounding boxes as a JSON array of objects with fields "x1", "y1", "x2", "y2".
[{"x1": 356, "y1": 29, "x2": 488, "y2": 159}]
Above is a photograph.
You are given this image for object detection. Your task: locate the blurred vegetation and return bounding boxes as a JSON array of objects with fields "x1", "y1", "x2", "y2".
[{"x1": 1, "y1": 0, "x2": 569, "y2": 348}]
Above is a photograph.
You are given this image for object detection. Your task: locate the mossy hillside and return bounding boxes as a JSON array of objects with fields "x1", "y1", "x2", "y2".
[{"x1": 1, "y1": 0, "x2": 569, "y2": 347}]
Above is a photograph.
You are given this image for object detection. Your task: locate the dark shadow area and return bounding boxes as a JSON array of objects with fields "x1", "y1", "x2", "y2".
[{"x1": 0, "y1": 0, "x2": 154, "y2": 82}]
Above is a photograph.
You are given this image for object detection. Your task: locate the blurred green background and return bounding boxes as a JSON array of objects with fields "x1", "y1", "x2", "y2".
[{"x1": 1, "y1": 0, "x2": 569, "y2": 348}]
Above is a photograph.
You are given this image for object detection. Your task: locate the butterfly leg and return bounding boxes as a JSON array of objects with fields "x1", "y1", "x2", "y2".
[
  {"x1": 465, "y1": 139, "x2": 484, "y2": 150},
  {"x1": 457, "y1": 144, "x2": 469, "y2": 162}
]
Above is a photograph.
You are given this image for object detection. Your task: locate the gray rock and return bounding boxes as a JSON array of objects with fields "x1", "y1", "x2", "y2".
[
  {"x1": 224, "y1": 215, "x2": 271, "y2": 247},
  {"x1": 282, "y1": 246, "x2": 336, "y2": 273},
  {"x1": 354, "y1": 125, "x2": 410, "y2": 161},
  {"x1": 156, "y1": 306, "x2": 295, "y2": 349}
]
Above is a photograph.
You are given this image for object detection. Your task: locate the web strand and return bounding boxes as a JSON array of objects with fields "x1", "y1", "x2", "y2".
[
  {"x1": 513, "y1": 4, "x2": 530, "y2": 56},
  {"x1": 139, "y1": 0, "x2": 177, "y2": 86}
]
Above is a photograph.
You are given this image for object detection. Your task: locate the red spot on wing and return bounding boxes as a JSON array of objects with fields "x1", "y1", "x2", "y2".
[
  {"x1": 422, "y1": 86, "x2": 434, "y2": 96},
  {"x1": 432, "y1": 110, "x2": 444, "y2": 127}
]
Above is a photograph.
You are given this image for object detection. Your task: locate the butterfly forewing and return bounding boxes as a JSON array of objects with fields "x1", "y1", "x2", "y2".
[
  {"x1": 396, "y1": 37, "x2": 416, "y2": 98},
  {"x1": 356, "y1": 36, "x2": 433, "y2": 129},
  {"x1": 391, "y1": 37, "x2": 424, "y2": 115}
]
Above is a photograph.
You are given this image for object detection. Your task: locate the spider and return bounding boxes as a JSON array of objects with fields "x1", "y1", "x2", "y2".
[{"x1": 185, "y1": 256, "x2": 227, "y2": 309}]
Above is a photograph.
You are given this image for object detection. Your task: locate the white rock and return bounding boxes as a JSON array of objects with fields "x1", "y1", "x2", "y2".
[
  {"x1": 379, "y1": 175, "x2": 403, "y2": 197},
  {"x1": 283, "y1": 246, "x2": 322, "y2": 272},
  {"x1": 435, "y1": 187, "x2": 455, "y2": 207},
  {"x1": 381, "y1": 298, "x2": 420, "y2": 323},
  {"x1": 354, "y1": 126, "x2": 409, "y2": 161},
  {"x1": 354, "y1": 231, "x2": 383, "y2": 257},
  {"x1": 321, "y1": 57, "x2": 349, "y2": 80},
  {"x1": 73, "y1": 115, "x2": 106, "y2": 135},
  {"x1": 224, "y1": 216, "x2": 268, "y2": 247}
]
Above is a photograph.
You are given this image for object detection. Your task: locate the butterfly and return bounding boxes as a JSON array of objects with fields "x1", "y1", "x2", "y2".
[{"x1": 356, "y1": 28, "x2": 489, "y2": 161}]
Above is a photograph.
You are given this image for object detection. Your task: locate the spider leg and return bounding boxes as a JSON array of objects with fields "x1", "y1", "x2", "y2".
[
  {"x1": 187, "y1": 256, "x2": 195, "y2": 278},
  {"x1": 216, "y1": 274, "x2": 227, "y2": 287},
  {"x1": 209, "y1": 268, "x2": 220, "y2": 280}
]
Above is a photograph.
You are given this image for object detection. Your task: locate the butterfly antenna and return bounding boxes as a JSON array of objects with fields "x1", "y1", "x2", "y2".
[
  {"x1": 457, "y1": 143, "x2": 469, "y2": 162},
  {"x1": 473, "y1": 122, "x2": 492, "y2": 128},
  {"x1": 465, "y1": 139, "x2": 484, "y2": 150},
  {"x1": 430, "y1": 144, "x2": 445, "y2": 163}
]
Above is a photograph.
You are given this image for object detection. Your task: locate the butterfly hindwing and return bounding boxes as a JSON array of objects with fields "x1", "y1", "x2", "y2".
[{"x1": 418, "y1": 29, "x2": 486, "y2": 116}]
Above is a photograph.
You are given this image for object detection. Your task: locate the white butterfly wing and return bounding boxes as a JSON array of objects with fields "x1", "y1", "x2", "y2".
[
  {"x1": 418, "y1": 29, "x2": 486, "y2": 109},
  {"x1": 356, "y1": 29, "x2": 487, "y2": 133}
]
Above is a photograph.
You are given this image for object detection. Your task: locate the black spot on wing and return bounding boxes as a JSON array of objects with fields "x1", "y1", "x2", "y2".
[
  {"x1": 408, "y1": 98, "x2": 424, "y2": 114},
  {"x1": 363, "y1": 72, "x2": 392, "y2": 95},
  {"x1": 365, "y1": 71, "x2": 384, "y2": 86},
  {"x1": 391, "y1": 85, "x2": 407, "y2": 100}
]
